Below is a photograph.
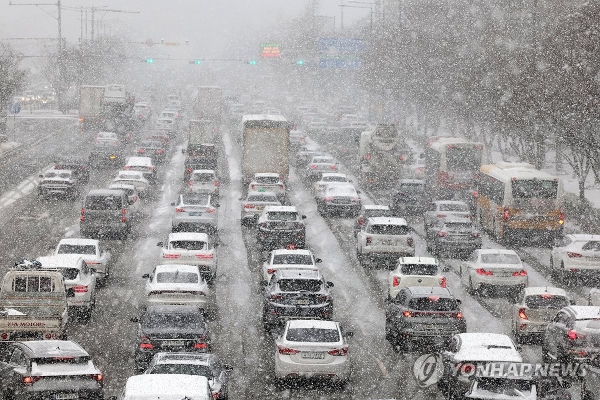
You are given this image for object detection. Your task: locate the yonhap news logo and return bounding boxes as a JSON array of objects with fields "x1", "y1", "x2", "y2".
[{"x1": 413, "y1": 353, "x2": 444, "y2": 387}]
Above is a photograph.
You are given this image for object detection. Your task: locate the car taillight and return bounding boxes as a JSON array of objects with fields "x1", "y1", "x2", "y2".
[
  {"x1": 518, "y1": 308, "x2": 528, "y2": 320},
  {"x1": 366, "y1": 236, "x2": 372, "y2": 244},
  {"x1": 194, "y1": 336, "x2": 208, "y2": 349},
  {"x1": 279, "y1": 184, "x2": 284, "y2": 189},
  {"x1": 323, "y1": 197, "x2": 335, "y2": 202},
  {"x1": 476, "y1": 268, "x2": 493, "y2": 276},
  {"x1": 208, "y1": 208, "x2": 216, "y2": 214},
  {"x1": 80, "y1": 207, "x2": 85, "y2": 221},
  {"x1": 402, "y1": 310, "x2": 413, "y2": 317},
  {"x1": 187, "y1": 168, "x2": 193, "y2": 173},
  {"x1": 267, "y1": 268, "x2": 277, "y2": 275},
  {"x1": 503, "y1": 206, "x2": 510, "y2": 221},
  {"x1": 156, "y1": 149, "x2": 164, "y2": 154},
  {"x1": 558, "y1": 212, "x2": 564, "y2": 225},
  {"x1": 309, "y1": 165, "x2": 317, "y2": 169},
  {"x1": 215, "y1": 180, "x2": 219, "y2": 187},
  {"x1": 89, "y1": 374, "x2": 103, "y2": 382},
  {"x1": 407, "y1": 237, "x2": 414, "y2": 247},
  {"x1": 567, "y1": 252, "x2": 583, "y2": 258},
  {"x1": 358, "y1": 216, "x2": 364, "y2": 226},
  {"x1": 175, "y1": 207, "x2": 186, "y2": 213},
  {"x1": 251, "y1": 185, "x2": 256, "y2": 190},
  {"x1": 471, "y1": 232, "x2": 480, "y2": 238},
  {"x1": 269, "y1": 294, "x2": 283, "y2": 300},
  {"x1": 0, "y1": 332, "x2": 9, "y2": 340},
  {"x1": 436, "y1": 214, "x2": 447, "y2": 218},
  {"x1": 163, "y1": 254, "x2": 181, "y2": 259},
  {"x1": 437, "y1": 231, "x2": 448, "y2": 237},
  {"x1": 439, "y1": 277, "x2": 447, "y2": 288},
  {"x1": 23, "y1": 376, "x2": 43, "y2": 385},
  {"x1": 139, "y1": 342, "x2": 153, "y2": 349},
  {"x1": 189, "y1": 180, "x2": 193, "y2": 186},
  {"x1": 328, "y1": 347, "x2": 348, "y2": 356},
  {"x1": 138, "y1": 149, "x2": 145, "y2": 153},
  {"x1": 512, "y1": 269, "x2": 527, "y2": 276},
  {"x1": 363, "y1": 154, "x2": 371, "y2": 160},
  {"x1": 568, "y1": 330, "x2": 586, "y2": 340},
  {"x1": 278, "y1": 345, "x2": 299, "y2": 355},
  {"x1": 121, "y1": 208, "x2": 127, "y2": 222},
  {"x1": 196, "y1": 254, "x2": 213, "y2": 259},
  {"x1": 393, "y1": 276, "x2": 400, "y2": 287},
  {"x1": 72, "y1": 286, "x2": 88, "y2": 293},
  {"x1": 453, "y1": 311, "x2": 463, "y2": 319},
  {"x1": 329, "y1": 165, "x2": 337, "y2": 170}
]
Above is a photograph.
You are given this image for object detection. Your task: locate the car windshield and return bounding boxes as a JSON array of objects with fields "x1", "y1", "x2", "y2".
[
  {"x1": 286, "y1": 327, "x2": 340, "y2": 343},
  {"x1": 192, "y1": 173, "x2": 214, "y2": 182},
  {"x1": 148, "y1": 364, "x2": 212, "y2": 378},
  {"x1": 267, "y1": 212, "x2": 297, "y2": 221},
  {"x1": 59, "y1": 268, "x2": 80, "y2": 280},
  {"x1": 34, "y1": 356, "x2": 90, "y2": 365},
  {"x1": 323, "y1": 176, "x2": 347, "y2": 182},
  {"x1": 278, "y1": 279, "x2": 322, "y2": 292},
  {"x1": 439, "y1": 203, "x2": 469, "y2": 212},
  {"x1": 170, "y1": 241, "x2": 207, "y2": 251},
  {"x1": 444, "y1": 222, "x2": 473, "y2": 231},
  {"x1": 480, "y1": 254, "x2": 521, "y2": 264},
  {"x1": 525, "y1": 295, "x2": 569, "y2": 309},
  {"x1": 400, "y1": 264, "x2": 438, "y2": 275},
  {"x1": 141, "y1": 141, "x2": 162, "y2": 148},
  {"x1": 142, "y1": 312, "x2": 204, "y2": 329},
  {"x1": 181, "y1": 194, "x2": 209, "y2": 205},
  {"x1": 255, "y1": 176, "x2": 280, "y2": 184},
  {"x1": 408, "y1": 296, "x2": 459, "y2": 311},
  {"x1": 369, "y1": 224, "x2": 410, "y2": 235},
  {"x1": 272, "y1": 254, "x2": 313, "y2": 265},
  {"x1": 365, "y1": 209, "x2": 394, "y2": 218},
  {"x1": 118, "y1": 173, "x2": 142, "y2": 180},
  {"x1": 57, "y1": 245, "x2": 96, "y2": 255},
  {"x1": 399, "y1": 183, "x2": 425, "y2": 192},
  {"x1": 247, "y1": 194, "x2": 278, "y2": 203},
  {"x1": 156, "y1": 271, "x2": 199, "y2": 284},
  {"x1": 84, "y1": 195, "x2": 122, "y2": 210},
  {"x1": 475, "y1": 378, "x2": 533, "y2": 396},
  {"x1": 327, "y1": 187, "x2": 356, "y2": 196},
  {"x1": 313, "y1": 157, "x2": 334, "y2": 164}
]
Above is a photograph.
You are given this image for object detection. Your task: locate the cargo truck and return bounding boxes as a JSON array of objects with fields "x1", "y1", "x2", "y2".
[
  {"x1": 195, "y1": 86, "x2": 223, "y2": 123},
  {"x1": 182, "y1": 120, "x2": 218, "y2": 181},
  {"x1": 79, "y1": 85, "x2": 105, "y2": 132}
]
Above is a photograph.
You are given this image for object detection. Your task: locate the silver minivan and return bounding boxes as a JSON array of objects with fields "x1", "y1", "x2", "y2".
[{"x1": 80, "y1": 189, "x2": 132, "y2": 239}]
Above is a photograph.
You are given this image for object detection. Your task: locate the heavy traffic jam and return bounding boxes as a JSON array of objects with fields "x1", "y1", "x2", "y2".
[{"x1": 1, "y1": 82, "x2": 600, "y2": 400}]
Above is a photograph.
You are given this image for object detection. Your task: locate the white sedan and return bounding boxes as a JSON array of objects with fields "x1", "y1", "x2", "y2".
[
  {"x1": 550, "y1": 234, "x2": 600, "y2": 285},
  {"x1": 143, "y1": 264, "x2": 210, "y2": 312},
  {"x1": 313, "y1": 173, "x2": 352, "y2": 194},
  {"x1": 248, "y1": 173, "x2": 286, "y2": 201},
  {"x1": 113, "y1": 170, "x2": 149, "y2": 197},
  {"x1": 460, "y1": 249, "x2": 527, "y2": 298},
  {"x1": 274, "y1": 319, "x2": 352, "y2": 386},
  {"x1": 388, "y1": 256, "x2": 446, "y2": 300},
  {"x1": 157, "y1": 232, "x2": 217, "y2": 283},
  {"x1": 53, "y1": 238, "x2": 112, "y2": 285},
  {"x1": 262, "y1": 248, "x2": 322, "y2": 282}
]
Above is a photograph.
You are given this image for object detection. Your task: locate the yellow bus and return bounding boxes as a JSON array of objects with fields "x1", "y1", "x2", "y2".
[{"x1": 477, "y1": 162, "x2": 564, "y2": 244}]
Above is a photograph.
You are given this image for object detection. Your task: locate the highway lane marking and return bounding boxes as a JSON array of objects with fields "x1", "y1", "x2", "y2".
[
  {"x1": 374, "y1": 356, "x2": 389, "y2": 378},
  {"x1": 135, "y1": 261, "x2": 143, "y2": 273}
]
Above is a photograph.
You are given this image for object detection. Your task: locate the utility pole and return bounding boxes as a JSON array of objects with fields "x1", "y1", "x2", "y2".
[{"x1": 86, "y1": 6, "x2": 139, "y2": 41}]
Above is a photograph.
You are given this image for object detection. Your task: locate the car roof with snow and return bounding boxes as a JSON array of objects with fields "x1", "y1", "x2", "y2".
[
  {"x1": 37, "y1": 255, "x2": 85, "y2": 269},
  {"x1": 126, "y1": 156, "x2": 153, "y2": 166},
  {"x1": 254, "y1": 172, "x2": 280, "y2": 178},
  {"x1": 167, "y1": 232, "x2": 210, "y2": 242},
  {"x1": 523, "y1": 286, "x2": 567, "y2": 297},
  {"x1": 398, "y1": 256, "x2": 438, "y2": 265},
  {"x1": 286, "y1": 319, "x2": 339, "y2": 331},
  {"x1": 154, "y1": 264, "x2": 200, "y2": 274},
  {"x1": 58, "y1": 238, "x2": 99, "y2": 246},
  {"x1": 453, "y1": 333, "x2": 521, "y2": 362},
  {"x1": 565, "y1": 234, "x2": 600, "y2": 242},
  {"x1": 20, "y1": 340, "x2": 89, "y2": 358},
  {"x1": 271, "y1": 248, "x2": 313, "y2": 257},
  {"x1": 263, "y1": 205, "x2": 299, "y2": 213},
  {"x1": 368, "y1": 217, "x2": 408, "y2": 226}
]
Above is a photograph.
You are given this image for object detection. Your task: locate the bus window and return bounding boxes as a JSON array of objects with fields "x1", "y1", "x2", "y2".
[
  {"x1": 447, "y1": 147, "x2": 482, "y2": 171},
  {"x1": 511, "y1": 180, "x2": 557, "y2": 199}
]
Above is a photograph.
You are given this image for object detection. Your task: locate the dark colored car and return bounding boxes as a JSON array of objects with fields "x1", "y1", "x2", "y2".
[
  {"x1": 256, "y1": 206, "x2": 307, "y2": 251},
  {"x1": 390, "y1": 179, "x2": 428, "y2": 216},
  {"x1": 54, "y1": 158, "x2": 90, "y2": 184},
  {"x1": 263, "y1": 269, "x2": 334, "y2": 329},
  {"x1": 145, "y1": 352, "x2": 232, "y2": 400},
  {"x1": 543, "y1": 306, "x2": 600, "y2": 363},
  {"x1": 0, "y1": 340, "x2": 104, "y2": 400},
  {"x1": 132, "y1": 305, "x2": 212, "y2": 372},
  {"x1": 137, "y1": 140, "x2": 167, "y2": 163},
  {"x1": 80, "y1": 189, "x2": 133, "y2": 239},
  {"x1": 89, "y1": 133, "x2": 124, "y2": 167},
  {"x1": 385, "y1": 286, "x2": 466, "y2": 351},
  {"x1": 426, "y1": 218, "x2": 482, "y2": 257}
]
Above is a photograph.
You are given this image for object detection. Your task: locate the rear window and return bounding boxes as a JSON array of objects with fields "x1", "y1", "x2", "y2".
[
  {"x1": 192, "y1": 173, "x2": 214, "y2": 182},
  {"x1": 142, "y1": 312, "x2": 205, "y2": 329},
  {"x1": 365, "y1": 209, "x2": 394, "y2": 218},
  {"x1": 248, "y1": 195, "x2": 278, "y2": 203},
  {"x1": 582, "y1": 241, "x2": 600, "y2": 251},
  {"x1": 278, "y1": 279, "x2": 322, "y2": 292},
  {"x1": 439, "y1": 203, "x2": 468, "y2": 212},
  {"x1": 255, "y1": 176, "x2": 280, "y2": 184},
  {"x1": 84, "y1": 195, "x2": 123, "y2": 210},
  {"x1": 181, "y1": 194, "x2": 209, "y2": 205},
  {"x1": 60, "y1": 268, "x2": 80, "y2": 281},
  {"x1": 400, "y1": 264, "x2": 438, "y2": 275},
  {"x1": 267, "y1": 212, "x2": 298, "y2": 221},
  {"x1": 511, "y1": 180, "x2": 558, "y2": 200},
  {"x1": 156, "y1": 272, "x2": 199, "y2": 284},
  {"x1": 169, "y1": 241, "x2": 207, "y2": 251},
  {"x1": 13, "y1": 276, "x2": 55, "y2": 292},
  {"x1": 33, "y1": 356, "x2": 90, "y2": 365},
  {"x1": 148, "y1": 364, "x2": 212, "y2": 377},
  {"x1": 323, "y1": 176, "x2": 347, "y2": 183},
  {"x1": 480, "y1": 254, "x2": 521, "y2": 264},
  {"x1": 525, "y1": 294, "x2": 569, "y2": 309},
  {"x1": 326, "y1": 187, "x2": 356, "y2": 196},
  {"x1": 57, "y1": 245, "x2": 96, "y2": 255},
  {"x1": 475, "y1": 378, "x2": 533, "y2": 395},
  {"x1": 272, "y1": 254, "x2": 313, "y2": 265},
  {"x1": 369, "y1": 224, "x2": 410, "y2": 235},
  {"x1": 286, "y1": 327, "x2": 340, "y2": 343},
  {"x1": 408, "y1": 296, "x2": 459, "y2": 311}
]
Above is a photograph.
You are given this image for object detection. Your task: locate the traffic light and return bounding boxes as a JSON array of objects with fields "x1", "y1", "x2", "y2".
[
  {"x1": 296, "y1": 60, "x2": 304, "y2": 65},
  {"x1": 143, "y1": 58, "x2": 154, "y2": 63},
  {"x1": 248, "y1": 60, "x2": 257, "y2": 65},
  {"x1": 189, "y1": 60, "x2": 202, "y2": 65}
]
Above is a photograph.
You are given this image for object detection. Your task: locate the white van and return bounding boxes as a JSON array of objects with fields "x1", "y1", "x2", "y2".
[{"x1": 112, "y1": 374, "x2": 211, "y2": 400}]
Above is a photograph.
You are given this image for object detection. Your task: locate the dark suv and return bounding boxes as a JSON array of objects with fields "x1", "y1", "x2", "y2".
[
  {"x1": 80, "y1": 189, "x2": 133, "y2": 239},
  {"x1": 256, "y1": 206, "x2": 307, "y2": 251},
  {"x1": 385, "y1": 286, "x2": 466, "y2": 350},
  {"x1": 543, "y1": 305, "x2": 600, "y2": 363},
  {"x1": 263, "y1": 269, "x2": 334, "y2": 328},
  {"x1": 0, "y1": 340, "x2": 104, "y2": 400},
  {"x1": 54, "y1": 158, "x2": 90, "y2": 184},
  {"x1": 390, "y1": 179, "x2": 427, "y2": 216}
]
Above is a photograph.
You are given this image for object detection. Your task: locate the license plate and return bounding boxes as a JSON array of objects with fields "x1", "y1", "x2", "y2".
[
  {"x1": 162, "y1": 340, "x2": 185, "y2": 347},
  {"x1": 188, "y1": 212, "x2": 202, "y2": 216},
  {"x1": 301, "y1": 351, "x2": 325, "y2": 359},
  {"x1": 55, "y1": 394, "x2": 78, "y2": 400},
  {"x1": 295, "y1": 299, "x2": 311, "y2": 305},
  {"x1": 422, "y1": 324, "x2": 441, "y2": 330},
  {"x1": 256, "y1": 206, "x2": 265, "y2": 210},
  {"x1": 380, "y1": 240, "x2": 393, "y2": 246}
]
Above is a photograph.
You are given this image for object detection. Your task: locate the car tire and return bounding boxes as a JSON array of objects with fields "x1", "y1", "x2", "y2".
[
  {"x1": 559, "y1": 263, "x2": 573, "y2": 286},
  {"x1": 467, "y1": 277, "x2": 477, "y2": 296},
  {"x1": 549, "y1": 258, "x2": 558, "y2": 280},
  {"x1": 513, "y1": 327, "x2": 522, "y2": 345}
]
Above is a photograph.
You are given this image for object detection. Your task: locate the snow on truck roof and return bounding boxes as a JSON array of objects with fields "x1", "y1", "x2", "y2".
[
  {"x1": 480, "y1": 161, "x2": 559, "y2": 182},
  {"x1": 242, "y1": 114, "x2": 288, "y2": 123},
  {"x1": 427, "y1": 136, "x2": 483, "y2": 152}
]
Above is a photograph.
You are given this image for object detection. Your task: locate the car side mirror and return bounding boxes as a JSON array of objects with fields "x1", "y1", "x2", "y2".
[
  {"x1": 181, "y1": 148, "x2": 185, "y2": 154},
  {"x1": 301, "y1": 215, "x2": 307, "y2": 219},
  {"x1": 570, "y1": 299, "x2": 576, "y2": 305},
  {"x1": 170, "y1": 202, "x2": 175, "y2": 206},
  {"x1": 142, "y1": 273, "x2": 150, "y2": 279},
  {"x1": 442, "y1": 266, "x2": 450, "y2": 272},
  {"x1": 344, "y1": 331, "x2": 354, "y2": 338},
  {"x1": 456, "y1": 299, "x2": 462, "y2": 305},
  {"x1": 130, "y1": 316, "x2": 139, "y2": 323},
  {"x1": 315, "y1": 258, "x2": 322, "y2": 263},
  {"x1": 156, "y1": 242, "x2": 163, "y2": 247},
  {"x1": 215, "y1": 203, "x2": 220, "y2": 207},
  {"x1": 357, "y1": 190, "x2": 361, "y2": 194},
  {"x1": 326, "y1": 281, "x2": 334, "y2": 288},
  {"x1": 39, "y1": 174, "x2": 44, "y2": 178}
]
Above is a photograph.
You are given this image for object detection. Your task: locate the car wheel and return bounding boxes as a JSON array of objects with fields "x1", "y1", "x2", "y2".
[
  {"x1": 549, "y1": 258, "x2": 558, "y2": 280},
  {"x1": 467, "y1": 277, "x2": 476, "y2": 295},
  {"x1": 559, "y1": 263, "x2": 573, "y2": 286},
  {"x1": 513, "y1": 327, "x2": 522, "y2": 345}
]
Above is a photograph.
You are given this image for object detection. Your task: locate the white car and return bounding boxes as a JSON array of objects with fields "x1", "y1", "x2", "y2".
[
  {"x1": 143, "y1": 264, "x2": 210, "y2": 312},
  {"x1": 262, "y1": 248, "x2": 322, "y2": 282},
  {"x1": 113, "y1": 170, "x2": 150, "y2": 197},
  {"x1": 53, "y1": 238, "x2": 112, "y2": 285},
  {"x1": 157, "y1": 232, "x2": 217, "y2": 283},
  {"x1": 460, "y1": 249, "x2": 528, "y2": 298},
  {"x1": 511, "y1": 286, "x2": 571, "y2": 343},
  {"x1": 305, "y1": 155, "x2": 339, "y2": 180},
  {"x1": 125, "y1": 156, "x2": 157, "y2": 184},
  {"x1": 356, "y1": 217, "x2": 415, "y2": 268},
  {"x1": 274, "y1": 319, "x2": 352, "y2": 386},
  {"x1": 423, "y1": 200, "x2": 471, "y2": 229},
  {"x1": 156, "y1": 117, "x2": 176, "y2": 134},
  {"x1": 189, "y1": 169, "x2": 219, "y2": 200},
  {"x1": 241, "y1": 190, "x2": 281, "y2": 225},
  {"x1": 313, "y1": 173, "x2": 352, "y2": 194},
  {"x1": 37, "y1": 255, "x2": 96, "y2": 320},
  {"x1": 248, "y1": 173, "x2": 286, "y2": 201},
  {"x1": 550, "y1": 234, "x2": 600, "y2": 285},
  {"x1": 388, "y1": 256, "x2": 447, "y2": 299},
  {"x1": 108, "y1": 183, "x2": 141, "y2": 219}
]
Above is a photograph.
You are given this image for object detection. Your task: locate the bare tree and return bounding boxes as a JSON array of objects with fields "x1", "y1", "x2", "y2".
[{"x1": 0, "y1": 44, "x2": 27, "y2": 136}]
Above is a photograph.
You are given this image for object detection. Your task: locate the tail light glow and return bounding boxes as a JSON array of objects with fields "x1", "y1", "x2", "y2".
[
  {"x1": 476, "y1": 268, "x2": 493, "y2": 276},
  {"x1": 567, "y1": 252, "x2": 582, "y2": 258},
  {"x1": 512, "y1": 269, "x2": 527, "y2": 276},
  {"x1": 366, "y1": 236, "x2": 372, "y2": 245},
  {"x1": 278, "y1": 345, "x2": 299, "y2": 355},
  {"x1": 393, "y1": 276, "x2": 400, "y2": 287},
  {"x1": 72, "y1": 286, "x2": 88, "y2": 293},
  {"x1": 328, "y1": 347, "x2": 348, "y2": 356},
  {"x1": 518, "y1": 308, "x2": 528, "y2": 320}
]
